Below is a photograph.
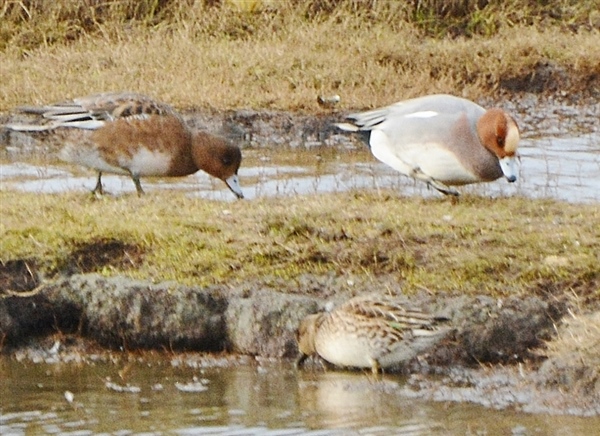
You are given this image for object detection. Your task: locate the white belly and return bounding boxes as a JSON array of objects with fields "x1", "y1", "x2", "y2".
[
  {"x1": 316, "y1": 333, "x2": 376, "y2": 369},
  {"x1": 370, "y1": 130, "x2": 479, "y2": 186},
  {"x1": 408, "y1": 144, "x2": 480, "y2": 185},
  {"x1": 60, "y1": 143, "x2": 172, "y2": 176},
  {"x1": 122, "y1": 147, "x2": 172, "y2": 176}
]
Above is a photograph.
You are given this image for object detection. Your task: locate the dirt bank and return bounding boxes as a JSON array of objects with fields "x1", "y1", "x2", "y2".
[{"x1": 0, "y1": 272, "x2": 563, "y2": 361}]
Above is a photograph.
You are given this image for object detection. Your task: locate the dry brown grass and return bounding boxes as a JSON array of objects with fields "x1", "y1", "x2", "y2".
[
  {"x1": 542, "y1": 310, "x2": 600, "y2": 394},
  {"x1": 1, "y1": 1, "x2": 599, "y2": 112},
  {"x1": 546, "y1": 311, "x2": 600, "y2": 364}
]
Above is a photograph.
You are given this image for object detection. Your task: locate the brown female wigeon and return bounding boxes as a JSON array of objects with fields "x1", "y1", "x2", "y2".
[{"x1": 7, "y1": 92, "x2": 243, "y2": 198}]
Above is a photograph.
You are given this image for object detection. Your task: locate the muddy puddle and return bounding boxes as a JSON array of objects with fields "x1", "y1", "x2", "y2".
[
  {"x1": 1, "y1": 131, "x2": 599, "y2": 202},
  {"x1": 2, "y1": 358, "x2": 600, "y2": 435}
]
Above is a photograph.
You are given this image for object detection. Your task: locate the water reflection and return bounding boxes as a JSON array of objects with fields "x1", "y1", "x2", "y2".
[
  {"x1": 2, "y1": 359, "x2": 599, "y2": 434},
  {"x1": 1, "y1": 134, "x2": 599, "y2": 203},
  {"x1": 517, "y1": 133, "x2": 600, "y2": 203}
]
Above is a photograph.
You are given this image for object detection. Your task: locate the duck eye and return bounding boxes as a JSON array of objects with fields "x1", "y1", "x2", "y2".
[{"x1": 497, "y1": 136, "x2": 505, "y2": 147}]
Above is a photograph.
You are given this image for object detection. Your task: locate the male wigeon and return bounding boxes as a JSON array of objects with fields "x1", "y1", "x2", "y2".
[
  {"x1": 6, "y1": 92, "x2": 244, "y2": 198},
  {"x1": 296, "y1": 294, "x2": 452, "y2": 374},
  {"x1": 336, "y1": 94, "x2": 520, "y2": 196}
]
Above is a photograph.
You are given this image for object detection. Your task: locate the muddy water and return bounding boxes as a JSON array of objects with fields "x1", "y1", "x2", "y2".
[
  {"x1": 2, "y1": 359, "x2": 599, "y2": 435},
  {"x1": 1, "y1": 133, "x2": 599, "y2": 202}
]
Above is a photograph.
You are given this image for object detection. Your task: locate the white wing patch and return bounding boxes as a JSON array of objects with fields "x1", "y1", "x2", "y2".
[{"x1": 403, "y1": 111, "x2": 439, "y2": 119}]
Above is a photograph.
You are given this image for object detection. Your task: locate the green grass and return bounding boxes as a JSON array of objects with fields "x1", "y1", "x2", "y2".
[
  {"x1": 0, "y1": 1, "x2": 599, "y2": 112},
  {"x1": 1, "y1": 191, "x2": 598, "y2": 299}
]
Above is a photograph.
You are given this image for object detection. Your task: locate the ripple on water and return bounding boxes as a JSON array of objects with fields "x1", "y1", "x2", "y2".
[{"x1": 2, "y1": 360, "x2": 600, "y2": 434}]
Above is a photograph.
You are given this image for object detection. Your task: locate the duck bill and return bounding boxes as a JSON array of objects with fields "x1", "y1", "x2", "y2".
[
  {"x1": 225, "y1": 174, "x2": 244, "y2": 199},
  {"x1": 499, "y1": 155, "x2": 518, "y2": 183}
]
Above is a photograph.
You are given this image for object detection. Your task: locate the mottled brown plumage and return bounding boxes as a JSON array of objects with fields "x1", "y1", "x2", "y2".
[{"x1": 297, "y1": 295, "x2": 452, "y2": 374}]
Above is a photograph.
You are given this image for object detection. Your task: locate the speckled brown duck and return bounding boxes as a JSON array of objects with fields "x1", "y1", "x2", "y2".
[{"x1": 297, "y1": 294, "x2": 452, "y2": 374}]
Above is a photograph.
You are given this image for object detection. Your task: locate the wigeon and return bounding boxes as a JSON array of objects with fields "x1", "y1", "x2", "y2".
[
  {"x1": 6, "y1": 92, "x2": 244, "y2": 198},
  {"x1": 296, "y1": 295, "x2": 452, "y2": 374},
  {"x1": 336, "y1": 94, "x2": 520, "y2": 196}
]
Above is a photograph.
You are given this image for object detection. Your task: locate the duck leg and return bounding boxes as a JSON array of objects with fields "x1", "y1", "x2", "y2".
[
  {"x1": 295, "y1": 353, "x2": 309, "y2": 369},
  {"x1": 408, "y1": 165, "x2": 460, "y2": 196},
  {"x1": 427, "y1": 180, "x2": 460, "y2": 197},
  {"x1": 369, "y1": 357, "x2": 382, "y2": 375},
  {"x1": 131, "y1": 174, "x2": 145, "y2": 196},
  {"x1": 92, "y1": 171, "x2": 104, "y2": 195}
]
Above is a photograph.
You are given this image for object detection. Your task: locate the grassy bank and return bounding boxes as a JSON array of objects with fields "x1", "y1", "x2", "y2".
[
  {"x1": 1, "y1": 1, "x2": 599, "y2": 112},
  {"x1": 1, "y1": 191, "x2": 598, "y2": 300}
]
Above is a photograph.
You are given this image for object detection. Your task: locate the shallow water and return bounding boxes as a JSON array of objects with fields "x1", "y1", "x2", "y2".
[
  {"x1": 1, "y1": 133, "x2": 599, "y2": 203},
  {"x1": 2, "y1": 358, "x2": 600, "y2": 435}
]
